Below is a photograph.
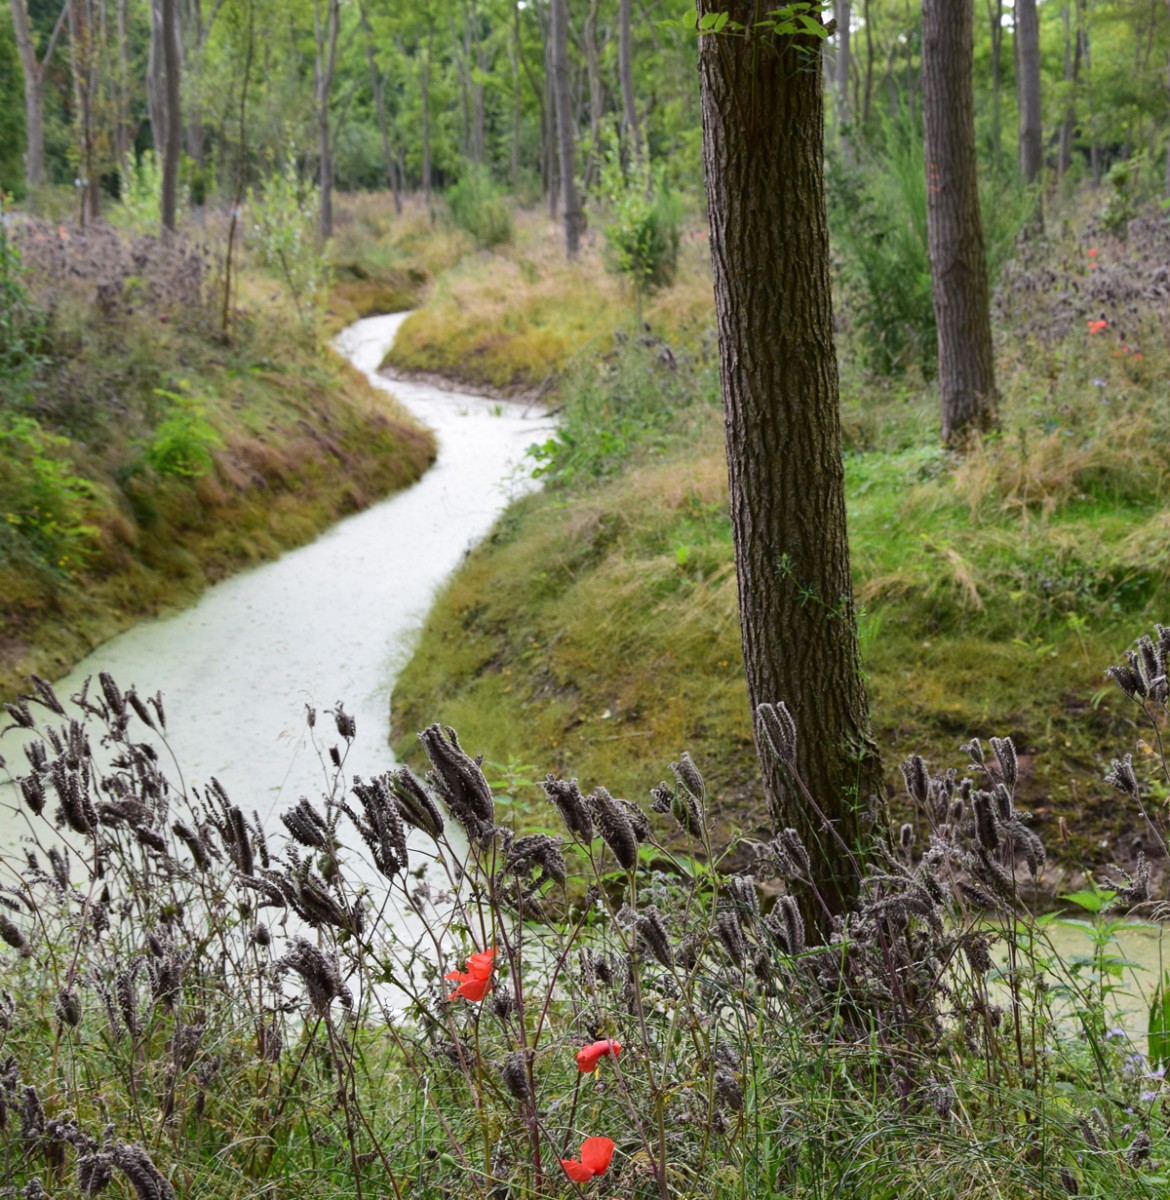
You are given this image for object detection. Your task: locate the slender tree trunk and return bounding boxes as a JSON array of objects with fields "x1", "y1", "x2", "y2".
[
  {"x1": 544, "y1": 15, "x2": 558, "y2": 221},
  {"x1": 862, "y1": 0, "x2": 874, "y2": 131},
  {"x1": 988, "y1": 0, "x2": 1002, "y2": 162},
  {"x1": 510, "y1": 37, "x2": 522, "y2": 191},
  {"x1": 68, "y1": 0, "x2": 100, "y2": 222},
  {"x1": 582, "y1": 0, "x2": 603, "y2": 189},
  {"x1": 160, "y1": 0, "x2": 182, "y2": 232},
  {"x1": 421, "y1": 24, "x2": 433, "y2": 206},
  {"x1": 697, "y1": 4, "x2": 885, "y2": 931},
  {"x1": 313, "y1": 0, "x2": 340, "y2": 240},
  {"x1": 1014, "y1": 0, "x2": 1042, "y2": 186},
  {"x1": 923, "y1": 0, "x2": 998, "y2": 445},
  {"x1": 834, "y1": 0, "x2": 852, "y2": 163},
  {"x1": 472, "y1": 0, "x2": 487, "y2": 165},
  {"x1": 9, "y1": 0, "x2": 63, "y2": 190},
  {"x1": 619, "y1": 0, "x2": 640, "y2": 160},
  {"x1": 115, "y1": 0, "x2": 131, "y2": 178},
  {"x1": 361, "y1": 4, "x2": 401, "y2": 213},
  {"x1": 1058, "y1": 3, "x2": 1079, "y2": 180},
  {"x1": 550, "y1": 0, "x2": 581, "y2": 256}
]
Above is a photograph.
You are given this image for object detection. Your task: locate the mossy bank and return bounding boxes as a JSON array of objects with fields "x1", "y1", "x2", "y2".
[{"x1": 1, "y1": 210, "x2": 436, "y2": 701}]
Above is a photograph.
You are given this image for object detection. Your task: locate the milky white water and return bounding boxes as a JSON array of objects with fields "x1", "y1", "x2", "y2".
[{"x1": 0, "y1": 312, "x2": 553, "y2": 849}]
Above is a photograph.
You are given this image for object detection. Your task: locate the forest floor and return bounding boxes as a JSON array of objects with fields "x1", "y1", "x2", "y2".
[{"x1": 385, "y1": 194, "x2": 1170, "y2": 895}]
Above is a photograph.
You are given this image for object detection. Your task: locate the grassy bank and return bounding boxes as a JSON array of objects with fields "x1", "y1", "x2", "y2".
[
  {"x1": 0, "y1": 207, "x2": 436, "y2": 701},
  {"x1": 390, "y1": 205, "x2": 1170, "y2": 874},
  {"x1": 383, "y1": 209, "x2": 713, "y2": 393}
]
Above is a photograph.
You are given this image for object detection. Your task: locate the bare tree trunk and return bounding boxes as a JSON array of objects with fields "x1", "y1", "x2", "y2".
[
  {"x1": 1058, "y1": 3, "x2": 1077, "y2": 180},
  {"x1": 115, "y1": 0, "x2": 131, "y2": 178},
  {"x1": 1016, "y1": 0, "x2": 1042, "y2": 183},
  {"x1": 582, "y1": 0, "x2": 603, "y2": 190},
  {"x1": 183, "y1": 0, "x2": 205, "y2": 173},
  {"x1": 313, "y1": 0, "x2": 340, "y2": 240},
  {"x1": 9, "y1": 0, "x2": 68, "y2": 190},
  {"x1": 923, "y1": 0, "x2": 998, "y2": 445},
  {"x1": 697, "y1": 4, "x2": 885, "y2": 932},
  {"x1": 472, "y1": 0, "x2": 488, "y2": 165},
  {"x1": 361, "y1": 3, "x2": 402, "y2": 213},
  {"x1": 544, "y1": 17, "x2": 558, "y2": 220},
  {"x1": 862, "y1": 0, "x2": 874, "y2": 131},
  {"x1": 987, "y1": 0, "x2": 1002, "y2": 162},
  {"x1": 159, "y1": 0, "x2": 181, "y2": 232},
  {"x1": 834, "y1": 0, "x2": 852, "y2": 163},
  {"x1": 619, "y1": 0, "x2": 640, "y2": 161},
  {"x1": 451, "y1": 11, "x2": 471, "y2": 159},
  {"x1": 550, "y1": 0, "x2": 581, "y2": 256},
  {"x1": 68, "y1": 0, "x2": 101, "y2": 222},
  {"x1": 421, "y1": 23, "x2": 433, "y2": 206}
]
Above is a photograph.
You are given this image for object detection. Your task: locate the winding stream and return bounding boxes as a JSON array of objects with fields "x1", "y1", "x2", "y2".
[{"x1": 0, "y1": 312, "x2": 552, "y2": 848}]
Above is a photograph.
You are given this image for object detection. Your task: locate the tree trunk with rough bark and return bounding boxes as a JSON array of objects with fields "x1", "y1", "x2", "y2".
[
  {"x1": 361, "y1": 3, "x2": 401, "y2": 213},
  {"x1": 922, "y1": 0, "x2": 998, "y2": 445},
  {"x1": 160, "y1": 0, "x2": 182, "y2": 233},
  {"x1": 9, "y1": 0, "x2": 55, "y2": 189},
  {"x1": 582, "y1": 0, "x2": 603, "y2": 190},
  {"x1": 619, "y1": 0, "x2": 639, "y2": 160},
  {"x1": 550, "y1": 0, "x2": 581, "y2": 257},
  {"x1": 697, "y1": 4, "x2": 886, "y2": 929},
  {"x1": 421, "y1": 24, "x2": 433, "y2": 206},
  {"x1": 1016, "y1": 0, "x2": 1042, "y2": 183}
]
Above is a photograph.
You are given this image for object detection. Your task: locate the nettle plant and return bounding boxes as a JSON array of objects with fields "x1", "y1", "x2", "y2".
[{"x1": 0, "y1": 630, "x2": 1167, "y2": 1198}]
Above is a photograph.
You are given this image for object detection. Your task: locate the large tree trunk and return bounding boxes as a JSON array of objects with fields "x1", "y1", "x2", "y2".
[
  {"x1": 160, "y1": 0, "x2": 182, "y2": 233},
  {"x1": 1016, "y1": 0, "x2": 1042, "y2": 183},
  {"x1": 697, "y1": 3, "x2": 885, "y2": 930},
  {"x1": 550, "y1": 0, "x2": 581, "y2": 256},
  {"x1": 922, "y1": 0, "x2": 998, "y2": 445},
  {"x1": 619, "y1": 0, "x2": 640, "y2": 160}
]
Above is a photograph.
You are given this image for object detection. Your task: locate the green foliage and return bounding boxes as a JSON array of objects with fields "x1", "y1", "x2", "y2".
[
  {"x1": 1100, "y1": 153, "x2": 1148, "y2": 239},
  {"x1": 0, "y1": 11, "x2": 25, "y2": 199},
  {"x1": 597, "y1": 132, "x2": 681, "y2": 322},
  {"x1": 111, "y1": 151, "x2": 164, "y2": 231},
  {"x1": 446, "y1": 165, "x2": 513, "y2": 248},
  {"x1": 0, "y1": 414, "x2": 96, "y2": 571},
  {"x1": 144, "y1": 387, "x2": 223, "y2": 479},
  {"x1": 0, "y1": 202, "x2": 46, "y2": 389},
  {"x1": 248, "y1": 158, "x2": 330, "y2": 336}
]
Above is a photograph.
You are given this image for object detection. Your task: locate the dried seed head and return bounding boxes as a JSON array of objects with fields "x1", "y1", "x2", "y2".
[
  {"x1": 55, "y1": 987, "x2": 81, "y2": 1027},
  {"x1": 778, "y1": 894, "x2": 805, "y2": 956},
  {"x1": 636, "y1": 907, "x2": 674, "y2": 969},
  {"x1": 590, "y1": 787, "x2": 638, "y2": 870},
  {"x1": 20, "y1": 1085, "x2": 43, "y2": 1141},
  {"x1": 18, "y1": 776, "x2": 45, "y2": 816},
  {"x1": 280, "y1": 799, "x2": 330, "y2": 850},
  {"x1": 1106, "y1": 664, "x2": 1146, "y2": 702},
  {"x1": 990, "y1": 737, "x2": 1018, "y2": 790},
  {"x1": 900, "y1": 755, "x2": 930, "y2": 806},
  {"x1": 1104, "y1": 754, "x2": 1140, "y2": 801},
  {"x1": 540, "y1": 775, "x2": 592, "y2": 842},
  {"x1": 727, "y1": 875, "x2": 760, "y2": 919},
  {"x1": 78, "y1": 1150, "x2": 114, "y2": 1197},
  {"x1": 961, "y1": 738, "x2": 986, "y2": 769},
  {"x1": 1126, "y1": 1130, "x2": 1152, "y2": 1167},
  {"x1": 349, "y1": 775, "x2": 409, "y2": 878},
  {"x1": 714, "y1": 1067, "x2": 743, "y2": 1112},
  {"x1": 899, "y1": 823, "x2": 915, "y2": 851},
  {"x1": 972, "y1": 792, "x2": 999, "y2": 852},
  {"x1": 332, "y1": 705, "x2": 356, "y2": 741},
  {"x1": 111, "y1": 1142, "x2": 176, "y2": 1200},
  {"x1": 755, "y1": 702, "x2": 797, "y2": 767},
  {"x1": 616, "y1": 798, "x2": 650, "y2": 841},
  {"x1": 172, "y1": 822, "x2": 211, "y2": 871},
  {"x1": 671, "y1": 752, "x2": 706, "y2": 801},
  {"x1": 963, "y1": 933, "x2": 994, "y2": 975},
  {"x1": 0, "y1": 916, "x2": 29, "y2": 957},
  {"x1": 993, "y1": 783, "x2": 1013, "y2": 822},
  {"x1": 273, "y1": 937, "x2": 353, "y2": 1013},
  {"x1": 253, "y1": 923, "x2": 271, "y2": 947},
  {"x1": 387, "y1": 767, "x2": 444, "y2": 840},
  {"x1": 779, "y1": 828, "x2": 811, "y2": 877},
  {"x1": 499, "y1": 1051, "x2": 531, "y2": 1103},
  {"x1": 504, "y1": 834, "x2": 567, "y2": 885},
  {"x1": 649, "y1": 782, "x2": 673, "y2": 815},
  {"x1": 1059, "y1": 1167, "x2": 1079, "y2": 1196},
  {"x1": 419, "y1": 725, "x2": 495, "y2": 834},
  {"x1": 714, "y1": 907, "x2": 746, "y2": 966}
]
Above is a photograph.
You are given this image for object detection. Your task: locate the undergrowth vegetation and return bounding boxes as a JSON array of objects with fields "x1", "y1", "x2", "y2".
[
  {"x1": 392, "y1": 195, "x2": 1170, "y2": 872},
  {"x1": 0, "y1": 197, "x2": 437, "y2": 701},
  {"x1": 0, "y1": 640, "x2": 1168, "y2": 1198}
]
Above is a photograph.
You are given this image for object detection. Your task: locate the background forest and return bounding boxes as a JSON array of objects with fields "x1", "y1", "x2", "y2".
[{"x1": 3, "y1": 1, "x2": 1170, "y2": 1199}]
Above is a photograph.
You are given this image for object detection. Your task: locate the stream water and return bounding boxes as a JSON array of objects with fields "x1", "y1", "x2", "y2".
[{"x1": 0, "y1": 312, "x2": 552, "y2": 851}]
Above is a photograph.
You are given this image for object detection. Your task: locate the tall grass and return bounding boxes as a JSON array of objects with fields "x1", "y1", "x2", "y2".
[{"x1": 1, "y1": 632, "x2": 1169, "y2": 1198}]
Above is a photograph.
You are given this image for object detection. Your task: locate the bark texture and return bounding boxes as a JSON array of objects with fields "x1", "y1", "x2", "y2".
[
  {"x1": 1016, "y1": 0, "x2": 1042, "y2": 183},
  {"x1": 160, "y1": 0, "x2": 182, "y2": 233},
  {"x1": 10, "y1": 0, "x2": 64, "y2": 189},
  {"x1": 619, "y1": 0, "x2": 640, "y2": 160},
  {"x1": 697, "y1": 10, "x2": 885, "y2": 926},
  {"x1": 313, "y1": 0, "x2": 340, "y2": 239},
  {"x1": 922, "y1": 0, "x2": 998, "y2": 444},
  {"x1": 550, "y1": 0, "x2": 582, "y2": 257}
]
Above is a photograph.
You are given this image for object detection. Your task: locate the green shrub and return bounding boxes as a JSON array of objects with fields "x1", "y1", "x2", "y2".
[
  {"x1": 597, "y1": 134, "x2": 681, "y2": 323},
  {"x1": 446, "y1": 165, "x2": 513, "y2": 248},
  {"x1": 0, "y1": 413, "x2": 96, "y2": 571},
  {"x1": 145, "y1": 387, "x2": 223, "y2": 478}
]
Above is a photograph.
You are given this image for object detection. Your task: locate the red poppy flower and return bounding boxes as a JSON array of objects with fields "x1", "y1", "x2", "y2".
[
  {"x1": 1087, "y1": 319, "x2": 1108, "y2": 335},
  {"x1": 560, "y1": 1136, "x2": 615, "y2": 1182},
  {"x1": 576, "y1": 1039, "x2": 622, "y2": 1073},
  {"x1": 1089, "y1": 247, "x2": 1097, "y2": 256},
  {"x1": 445, "y1": 946, "x2": 495, "y2": 1002}
]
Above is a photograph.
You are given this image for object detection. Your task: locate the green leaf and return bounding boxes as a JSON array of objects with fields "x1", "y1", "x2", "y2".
[
  {"x1": 713, "y1": 10, "x2": 729, "y2": 30},
  {"x1": 699, "y1": 11, "x2": 720, "y2": 30},
  {"x1": 1060, "y1": 887, "x2": 1116, "y2": 914},
  {"x1": 681, "y1": 6, "x2": 698, "y2": 28}
]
